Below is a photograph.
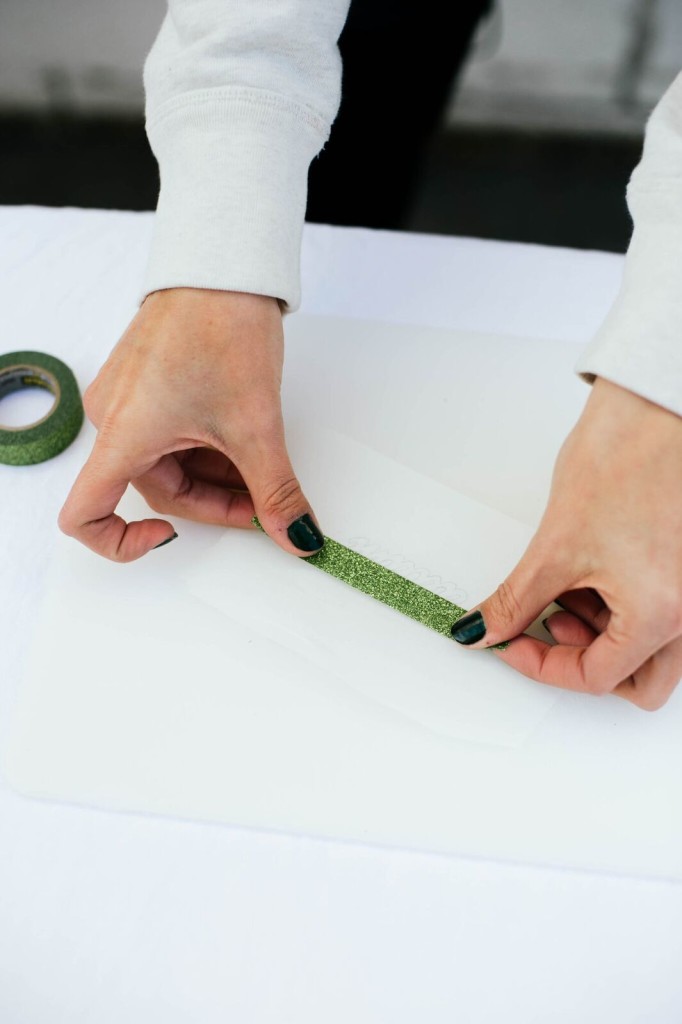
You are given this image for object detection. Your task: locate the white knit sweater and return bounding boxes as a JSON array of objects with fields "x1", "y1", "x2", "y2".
[{"x1": 140, "y1": 0, "x2": 682, "y2": 418}]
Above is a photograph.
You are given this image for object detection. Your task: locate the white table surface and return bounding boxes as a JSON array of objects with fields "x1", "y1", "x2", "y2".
[{"x1": 0, "y1": 205, "x2": 680, "y2": 1023}]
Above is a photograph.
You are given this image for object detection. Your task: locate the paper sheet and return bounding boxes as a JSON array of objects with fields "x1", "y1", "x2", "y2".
[
  {"x1": 5, "y1": 319, "x2": 682, "y2": 880},
  {"x1": 183, "y1": 427, "x2": 557, "y2": 748}
]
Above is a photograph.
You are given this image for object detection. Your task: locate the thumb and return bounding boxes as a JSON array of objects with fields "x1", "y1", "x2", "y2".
[
  {"x1": 58, "y1": 436, "x2": 175, "y2": 561},
  {"x1": 451, "y1": 551, "x2": 565, "y2": 650},
  {"x1": 236, "y1": 435, "x2": 324, "y2": 557}
]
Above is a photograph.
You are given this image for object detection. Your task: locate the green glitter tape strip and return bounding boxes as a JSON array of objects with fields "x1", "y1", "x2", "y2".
[
  {"x1": 253, "y1": 517, "x2": 509, "y2": 651},
  {"x1": 0, "y1": 350, "x2": 84, "y2": 466}
]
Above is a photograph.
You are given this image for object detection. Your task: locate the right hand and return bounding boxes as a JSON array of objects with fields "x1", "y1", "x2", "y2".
[{"x1": 58, "y1": 287, "x2": 324, "y2": 561}]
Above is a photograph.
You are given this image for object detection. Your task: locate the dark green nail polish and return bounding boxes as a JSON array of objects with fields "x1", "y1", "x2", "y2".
[
  {"x1": 152, "y1": 531, "x2": 178, "y2": 550},
  {"x1": 287, "y1": 514, "x2": 324, "y2": 552},
  {"x1": 451, "y1": 610, "x2": 486, "y2": 645}
]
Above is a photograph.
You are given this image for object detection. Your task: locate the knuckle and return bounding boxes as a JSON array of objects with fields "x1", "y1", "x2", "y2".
[
  {"x1": 144, "y1": 475, "x2": 194, "y2": 514},
  {"x1": 604, "y1": 612, "x2": 637, "y2": 647},
  {"x1": 82, "y1": 383, "x2": 98, "y2": 421},
  {"x1": 261, "y1": 476, "x2": 304, "y2": 521},
  {"x1": 635, "y1": 691, "x2": 669, "y2": 712},
  {"x1": 637, "y1": 664, "x2": 682, "y2": 711},
  {"x1": 111, "y1": 541, "x2": 130, "y2": 565},
  {"x1": 172, "y1": 473, "x2": 195, "y2": 506},
  {"x1": 579, "y1": 653, "x2": 614, "y2": 696},
  {"x1": 627, "y1": 580, "x2": 682, "y2": 639},
  {"x1": 491, "y1": 578, "x2": 524, "y2": 629},
  {"x1": 57, "y1": 507, "x2": 75, "y2": 537},
  {"x1": 585, "y1": 676, "x2": 614, "y2": 697},
  {"x1": 144, "y1": 493, "x2": 165, "y2": 514}
]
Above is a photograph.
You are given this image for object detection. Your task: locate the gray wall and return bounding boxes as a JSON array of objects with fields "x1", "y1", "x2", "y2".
[
  {"x1": 0, "y1": 0, "x2": 679, "y2": 134},
  {"x1": 0, "y1": 0, "x2": 164, "y2": 113},
  {"x1": 454, "y1": 0, "x2": 682, "y2": 134}
]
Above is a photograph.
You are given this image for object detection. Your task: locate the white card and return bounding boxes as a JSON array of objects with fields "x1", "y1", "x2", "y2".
[
  {"x1": 182, "y1": 426, "x2": 558, "y2": 748},
  {"x1": 5, "y1": 320, "x2": 682, "y2": 881}
]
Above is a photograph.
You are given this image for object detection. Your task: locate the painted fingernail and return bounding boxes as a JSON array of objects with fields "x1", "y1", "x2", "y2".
[
  {"x1": 451, "y1": 610, "x2": 486, "y2": 645},
  {"x1": 152, "y1": 531, "x2": 178, "y2": 550},
  {"x1": 287, "y1": 514, "x2": 324, "y2": 553}
]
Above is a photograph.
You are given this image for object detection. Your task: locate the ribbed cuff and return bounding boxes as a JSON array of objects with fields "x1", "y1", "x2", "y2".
[
  {"x1": 574, "y1": 193, "x2": 682, "y2": 418},
  {"x1": 139, "y1": 88, "x2": 328, "y2": 312}
]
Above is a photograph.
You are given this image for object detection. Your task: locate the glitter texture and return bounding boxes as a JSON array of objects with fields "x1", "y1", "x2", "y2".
[
  {"x1": 0, "y1": 351, "x2": 83, "y2": 465},
  {"x1": 252, "y1": 517, "x2": 509, "y2": 651}
]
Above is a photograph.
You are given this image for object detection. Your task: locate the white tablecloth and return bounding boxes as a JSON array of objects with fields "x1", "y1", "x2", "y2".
[{"x1": 1, "y1": 206, "x2": 680, "y2": 1023}]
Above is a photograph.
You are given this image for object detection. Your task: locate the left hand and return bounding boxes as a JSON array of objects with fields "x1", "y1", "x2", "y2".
[{"x1": 450, "y1": 376, "x2": 682, "y2": 710}]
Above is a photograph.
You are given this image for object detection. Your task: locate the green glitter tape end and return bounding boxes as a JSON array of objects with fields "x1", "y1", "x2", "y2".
[{"x1": 251, "y1": 517, "x2": 510, "y2": 651}]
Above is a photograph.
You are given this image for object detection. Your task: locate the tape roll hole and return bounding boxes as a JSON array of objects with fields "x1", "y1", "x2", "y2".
[{"x1": 0, "y1": 365, "x2": 59, "y2": 430}]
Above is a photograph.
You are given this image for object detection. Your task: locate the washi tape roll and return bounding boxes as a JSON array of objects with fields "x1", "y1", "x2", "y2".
[
  {"x1": 0, "y1": 351, "x2": 84, "y2": 466},
  {"x1": 252, "y1": 517, "x2": 509, "y2": 651}
]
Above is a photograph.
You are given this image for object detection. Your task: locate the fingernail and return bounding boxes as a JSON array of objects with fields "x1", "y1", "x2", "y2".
[
  {"x1": 451, "y1": 610, "x2": 486, "y2": 646},
  {"x1": 152, "y1": 531, "x2": 178, "y2": 550},
  {"x1": 287, "y1": 514, "x2": 324, "y2": 552},
  {"x1": 542, "y1": 616, "x2": 552, "y2": 635}
]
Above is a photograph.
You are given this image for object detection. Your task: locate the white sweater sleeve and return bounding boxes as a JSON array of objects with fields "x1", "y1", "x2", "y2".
[
  {"x1": 575, "y1": 71, "x2": 682, "y2": 417},
  {"x1": 139, "y1": 0, "x2": 350, "y2": 311},
  {"x1": 142, "y1": 7, "x2": 682, "y2": 417}
]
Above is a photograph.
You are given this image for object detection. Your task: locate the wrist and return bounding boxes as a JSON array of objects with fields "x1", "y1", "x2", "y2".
[
  {"x1": 582, "y1": 375, "x2": 682, "y2": 447},
  {"x1": 142, "y1": 287, "x2": 281, "y2": 316}
]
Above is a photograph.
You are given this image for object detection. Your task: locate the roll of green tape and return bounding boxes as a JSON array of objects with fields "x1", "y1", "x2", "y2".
[
  {"x1": 252, "y1": 517, "x2": 510, "y2": 651},
  {"x1": 0, "y1": 350, "x2": 84, "y2": 466}
]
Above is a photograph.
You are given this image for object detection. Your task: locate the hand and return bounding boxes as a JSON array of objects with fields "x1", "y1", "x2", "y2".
[
  {"x1": 451, "y1": 376, "x2": 682, "y2": 710},
  {"x1": 58, "y1": 288, "x2": 324, "y2": 561}
]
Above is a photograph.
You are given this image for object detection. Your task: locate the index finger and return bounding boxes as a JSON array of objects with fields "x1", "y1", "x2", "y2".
[
  {"x1": 493, "y1": 611, "x2": 672, "y2": 697},
  {"x1": 58, "y1": 438, "x2": 175, "y2": 561}
]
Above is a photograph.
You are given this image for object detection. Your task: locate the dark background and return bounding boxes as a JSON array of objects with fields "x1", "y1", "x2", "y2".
[
  {"x1": 0, "y1": 110, "x2": 642, "y2": 255},
  {"x1": 1, "y1": 0, "x2": 671, "y2": 255}
]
